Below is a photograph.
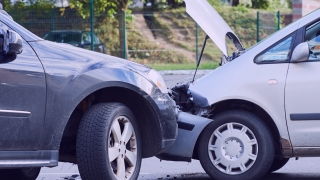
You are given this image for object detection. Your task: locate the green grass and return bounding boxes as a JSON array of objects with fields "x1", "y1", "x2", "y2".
[{"x1": 148, "y1": 61, "x2": 219, "y2": 71}]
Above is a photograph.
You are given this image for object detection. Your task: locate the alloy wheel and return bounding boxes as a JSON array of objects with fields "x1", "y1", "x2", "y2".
[{"x1": 108, "y1": 116, "x2": 137, "y2": 180}]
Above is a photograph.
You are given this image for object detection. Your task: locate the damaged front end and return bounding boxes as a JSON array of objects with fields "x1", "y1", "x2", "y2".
[
  {"x1": 157, "y1": 0, "x2": 248, "y2": 162},
  {"x1": 170, "y1": 82, "x2": 212, "y2": 117},
  {"x1": 157, "y1": 82, "x2": 213, "y2": 162}
]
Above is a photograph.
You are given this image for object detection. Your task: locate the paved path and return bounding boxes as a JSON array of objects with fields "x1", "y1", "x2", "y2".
[{"x1": 37, "y1": 157, "x2": 320, "y2": 180}]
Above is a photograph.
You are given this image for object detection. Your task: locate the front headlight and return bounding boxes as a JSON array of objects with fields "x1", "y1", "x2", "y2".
[{"x1": 147, "y1": 69, "x2": 168, "y2": 93}]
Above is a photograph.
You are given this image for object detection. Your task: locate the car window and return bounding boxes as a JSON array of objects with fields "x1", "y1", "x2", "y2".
[
  {"x1": 255, "y1": 35, "x2": 293, "y2": 63},
  {"x1": 305, "y1": 21, "x2": 320, "y2": 61},
  {"x1": 44, "y1": 32, "x2": 81, "y2": 45},
  {"x1": 93, "y1": 34, "x2": 100, "y2": 45},
  {"x1": 82, "y1": 32, "x2": 91, "y2": 43}
]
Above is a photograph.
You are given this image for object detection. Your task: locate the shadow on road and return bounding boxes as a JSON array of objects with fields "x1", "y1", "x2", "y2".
[{"x1": 150, "y1": 172, "x2": 320, "y2": 180}]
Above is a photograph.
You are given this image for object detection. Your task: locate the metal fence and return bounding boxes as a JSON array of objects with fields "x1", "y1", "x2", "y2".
[{"x1": 7, "y1": 8, "x2": 288, "y2": 64}]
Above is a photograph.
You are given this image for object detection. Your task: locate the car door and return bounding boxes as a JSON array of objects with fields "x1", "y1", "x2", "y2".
[
  {"x1": 285, "y1": 20, "x2": 320, "y2": 147},
  {"x1": 0, "y1": 21, "x2": 46, "y2": 150}
]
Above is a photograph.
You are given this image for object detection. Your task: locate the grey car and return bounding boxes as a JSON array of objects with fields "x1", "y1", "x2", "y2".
[
  {"x1": 43, "y1": 30, "x2": 108, "y2": 54},
  {"x1": 0, "y1": 6, "x2": 177, "y2": 180},
  {"x1": 158, "y1": 0, "x2": 320, "y2": 180}
]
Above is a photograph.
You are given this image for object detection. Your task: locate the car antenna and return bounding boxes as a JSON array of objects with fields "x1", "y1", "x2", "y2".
[{"x1": 192, "y1": 35, "x2": 210, "y2": 83}]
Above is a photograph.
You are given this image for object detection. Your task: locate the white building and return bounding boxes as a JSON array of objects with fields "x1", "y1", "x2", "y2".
[
  {"x1": 129, "y1": 0, "x2": 144, "y2": 8},
  {"x1": 54, "y1": 0, "x2": 69, "y2": 7},
  {"x1": 293, "y1": 0, "x2": 320, "y2": 21}
]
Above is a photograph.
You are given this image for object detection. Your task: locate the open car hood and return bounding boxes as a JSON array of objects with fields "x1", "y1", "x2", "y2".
[{"x1": 185, "y1": 0, "x2": 244, "y2": 56}]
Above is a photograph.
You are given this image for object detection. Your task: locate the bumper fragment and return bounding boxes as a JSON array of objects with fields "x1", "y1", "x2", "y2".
[{"x1": 157, "y1": 112, "x2": 212, "y2": 162}]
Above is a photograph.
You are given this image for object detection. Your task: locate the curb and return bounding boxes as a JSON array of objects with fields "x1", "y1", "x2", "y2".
[{"x1": 159, "y1": 70, "x2": 212, "y2": 75}]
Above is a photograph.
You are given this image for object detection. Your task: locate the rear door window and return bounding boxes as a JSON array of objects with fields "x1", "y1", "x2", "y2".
[{"x1": 82, "y1": 32, "x2": 91, "y2": 43}]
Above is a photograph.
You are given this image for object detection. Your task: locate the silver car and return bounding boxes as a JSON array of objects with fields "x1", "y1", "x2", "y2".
[{"x1": 158, "y1": 0, "x2": 320, "y2": 180}]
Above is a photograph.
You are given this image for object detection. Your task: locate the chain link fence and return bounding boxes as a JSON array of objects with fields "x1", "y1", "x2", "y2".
[{"x1": 6, "y1": 8, "x2": 290, "y2": 65}]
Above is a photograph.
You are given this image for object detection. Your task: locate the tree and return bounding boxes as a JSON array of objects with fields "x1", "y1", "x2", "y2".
[
  {"x1": 166, "y1": 0, "x2": 184, "y2": 8},
  {"x1": 2, "y1": 0, "x2": 54, "y2": 10},
  {"x1": 240, "y1": 0, "x2": 292, "y2": 10},
  {"x1": 68, "y1": 0, "x2": 132, "y2": 58},
  {"x1": 251, "y1": 0, "x2": 270, "y2": 9}
]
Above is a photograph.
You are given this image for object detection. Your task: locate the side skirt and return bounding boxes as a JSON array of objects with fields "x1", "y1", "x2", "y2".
[
  {"x1": 0, "y1": 150, "x2": 58, "y2": 168},
  {"x1": 293, "y1": 147, "x2": 320, "y2": 157}
]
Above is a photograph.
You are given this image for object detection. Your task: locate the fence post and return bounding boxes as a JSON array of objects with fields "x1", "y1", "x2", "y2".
[
  {"x1": 196, "y1": 23, "x2": 199, "y2": 62},
  {"x1": 277, "y1": 11, "x2": 280, "y2": 30},
  {"x1": 51, "y1": 10, "x2": 54, "y2": 31},
  {"x1": 90, "y1": 0, "x2": 94, "y2": 51},
  {"x1": 123, "y1": 11, "x2": 127, "y2": 59},
  {"x1": 256, "y1": 11, "x2": 260, "y2": 43}
]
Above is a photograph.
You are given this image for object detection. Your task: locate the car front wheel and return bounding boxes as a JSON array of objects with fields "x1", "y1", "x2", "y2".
[
  {"x1": 197, "y1": 110, "x2": 274, "y2": 180},
  {"x1": 77, "y1": 103, "x2": 141, "y2": 180}
]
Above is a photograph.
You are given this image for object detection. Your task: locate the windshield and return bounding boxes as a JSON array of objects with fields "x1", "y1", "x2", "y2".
[{"x1": 44, "y1": 32, "x2": 81, "y2": 45}]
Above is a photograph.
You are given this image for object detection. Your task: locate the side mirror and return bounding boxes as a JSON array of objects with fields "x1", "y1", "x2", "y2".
[
  {"x1": 0, "y1": 30, "x2": 23, "y2": 55},
  {"x1": 291, "y1": 42, "x2": 310, "y2": 63}
]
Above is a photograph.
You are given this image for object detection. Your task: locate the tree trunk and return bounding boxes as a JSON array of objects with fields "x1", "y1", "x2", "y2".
[{"x1": 117, "y1": 11, "x2": 128, "y2": 59}]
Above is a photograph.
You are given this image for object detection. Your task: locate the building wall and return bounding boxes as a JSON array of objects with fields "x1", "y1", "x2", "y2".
[
  {"x1": 130, "y1": 0, "x2": 144, "y2": 8},
  {"x1": 293, "y1": 0, "x2": 320, "y2": 21}
]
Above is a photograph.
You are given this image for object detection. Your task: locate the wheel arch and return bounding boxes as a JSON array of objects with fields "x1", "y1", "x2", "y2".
[
  {"x1": 59, "y1": 82, "x2": 163, "y2": 163},
  {"x1": 192, "y1": 99, "x2": 282, "y2": 159}
]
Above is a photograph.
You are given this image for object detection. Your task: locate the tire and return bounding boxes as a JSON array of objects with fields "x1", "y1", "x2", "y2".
[
  {"x1": 77, "y1": 103, "x2": 142, "y2": 180},
  {"x1": 0, "y1": 167, "x2": 41, "y2": 180},
  {"x1": 268, "y1": 158, "x2": 290, "y2": 173},
  {"x1": 197, "y1": 110, "x2": 274, "y2": 180}
]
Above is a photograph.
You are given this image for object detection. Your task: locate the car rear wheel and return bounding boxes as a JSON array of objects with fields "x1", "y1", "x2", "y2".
[
  {"x1": 0, "y1": 167, "x2": 41, "y2": 180},
  {"x1": 197, "y1": 110, "x2": 274, "y2": 180},
  {"x1": 268, "y1": 158, "x2": 290, "y2": 173},
  {"x1": 77, "y1": 103, "x2": 141, "y2": 180}
]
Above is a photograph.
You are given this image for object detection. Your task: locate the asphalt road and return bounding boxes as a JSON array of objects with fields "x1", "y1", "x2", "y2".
[
  {"x1": 37, "y1": 157, "x2": 320, "y2": 180},
  {"x1": 36, "y1": 74, "x2": 320, "y2": 180}
]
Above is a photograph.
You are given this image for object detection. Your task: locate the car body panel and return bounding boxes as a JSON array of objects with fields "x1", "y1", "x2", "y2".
[
  {"x1": 285, "y1": 13, "x2": 320, "y2": 147},
  {"x1": 29, "y1": 40, "x2": 177, "y2": 150},
  {"x1": 188, "y1": 16, "x2": 302, "y2": 141},
  {"x1": 190, "y1": 56, "x2": 291, "y2": 139},
  {"x1": 0, "y1": 11, "x2": 177, "y2": 164},
  {"x1": 285, "y1": 62, "x2": 320, "y2": 147},
  {"x1": 0, "y1": 40, "x2": 46, "y2": 150},
  {"x1": 0, "y1": 22, "x2": 46, "y2": 150},
  {"x1": 184, "y1": 0, "x2": 243, "y2": 56}
]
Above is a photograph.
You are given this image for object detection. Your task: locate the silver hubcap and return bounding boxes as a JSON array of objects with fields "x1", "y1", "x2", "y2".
[
  {"x1": 208, "y1": 123, "x2": 258, "y2": 175},
  {"x1": 108, "y1": 116, "x2": 137, "y2": 180}
]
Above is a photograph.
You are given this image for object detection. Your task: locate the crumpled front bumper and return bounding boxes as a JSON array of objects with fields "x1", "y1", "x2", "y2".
[
  {"x1": 157, "y1": 112, "x2": 212, "y2": 162},
  {"x1": 149, "y1": 91, "x2": 178, "y2": 153}
]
